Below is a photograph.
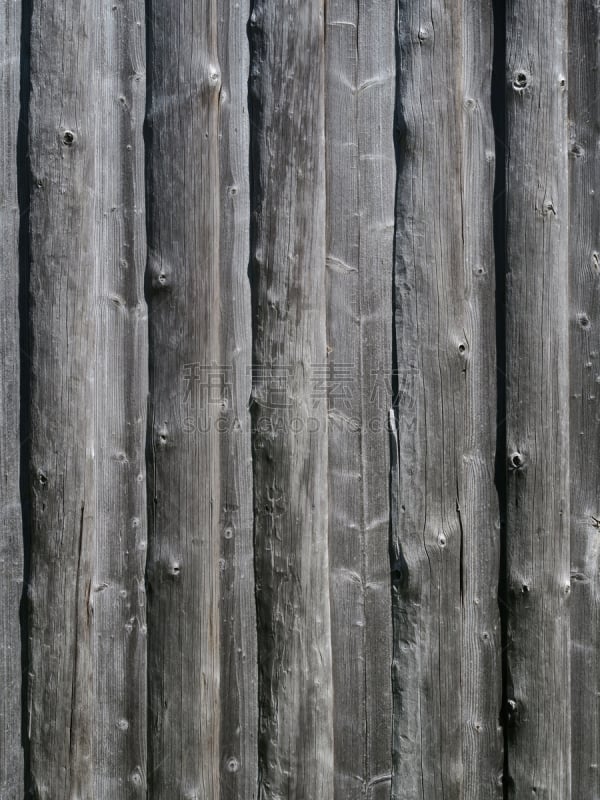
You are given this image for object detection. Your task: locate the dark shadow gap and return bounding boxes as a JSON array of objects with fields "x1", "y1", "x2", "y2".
[
  {"x1": 17, "y1": 0, "x2": 33, "y2": 795},
  {"x1": 491, "y1": 0, "x2": 510, "y2": 796},
  {"x1": 387, "y1": 5, "x2": 411, "y2": 792},
  {"x1": 246, "y1": 6, "x2": 264, "y2": 796},
  {"x1": 142, "y1": 0, "x2": 155, "y2": 793}
]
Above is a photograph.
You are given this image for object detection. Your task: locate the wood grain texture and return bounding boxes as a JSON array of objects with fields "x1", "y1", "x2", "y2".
[
  {"x1": 460, "y1": 4, "x2": 504, "y2": 796},
  {"x1": 392, "y1": 1, "x2": 501, "y2": 797},
  {"x1": 324, "y1": 1, "x2": 395, "y2": 797},
  {"x1": 248, "y1": 2, "x2": 334, "y2": 797},
  {"x1": 568, "y1": 1, "x2": 600, "y2": 796},
  {"x1": 145, "y1": 0, "x2": 221, "y2": 796},
  {"x1": 504, "y1": 0, "x2": 570, "y2": 796},
  {"x1": 0, "y1": 0, "x2": 24, "y2": 795},
  {"x1": 217, "y1": 0, "x2": 258, "y2": 797},
  {"x1": 28, "y1": 0, "x2": 97, "y2": 795},
  {"x1": 93, "y1": 2, "x2": 148, "y2": 797}
]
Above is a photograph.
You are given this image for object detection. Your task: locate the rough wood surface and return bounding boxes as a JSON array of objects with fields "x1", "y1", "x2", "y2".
[
  {"x1": 28, "y1": 1, "x2": 97, "y2": 796},
  {"x1": 392, "y1": 2, "x2": 501, "y2": 797},
  {"x1": 504, "y1": 0, "x2": 571, "y2": 796},
  {"x1": 0, "y1": 0, "x2": 24, "y2": 795},
  {"x1": 7, "y1": 3, "x2": 594, "y2": 798},
  {"x1": 248, "y1": 2, "x2": 334, "y2": 797},
  {"x1": 325, "y1": 1, "x2": 395, "y2": 797},
  {"x1": 93, "y1": 3, "x2": 148, "y2": 797},
  {"x1": 217, "y1": 0, "x2": 258, "y2": 797},
  {"x1": 145, "y1": 0, "x2": 221, "y2": 796},
  {"x1": 568, "y1": 1, "x2": 600, "y2": 796},
  {"x1": 460, "y1": 5, "x2": 504, "y2": 796}
]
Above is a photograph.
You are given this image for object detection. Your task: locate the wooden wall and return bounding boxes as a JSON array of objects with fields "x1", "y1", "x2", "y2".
[{"x1": 0, "y1": 0, "x2": 595, "y2": 798}]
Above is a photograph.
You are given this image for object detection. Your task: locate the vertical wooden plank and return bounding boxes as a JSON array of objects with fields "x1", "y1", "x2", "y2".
[
  {"x1": 461, "y1": 4, "x2": 504, "y2": 797},
  {"x1": 93, "y1": 2, "x2": 148, "y2": 797},
  {"x1": 325, "y1": 1, "x2": 395, "y2": 797},
  {"x1": 28, "y1": 1, "x2": 96, "y2": 796},
  {"x1": 217, "y1": 0, "x2": 258, "y2": 797},
  {"x1": 568, "y1": 1, "x2": 600, "y2": 796},
  {"x1": 0, "y1": 0, "x2": 24, "y2": 794},
  {"x1": 356, "y1": 7, "x2": 396, "y2": 796},
  {"x1": 145, "y1": 0, "x2": 221, "y2": 796},
  {"x1": 504, "y1": 0, "x2": 570, "y2": 796},
  {"x1": 248, "y1": 2, "x2": 334, "y2": 797},
  {"x1": 324, "y1": 5, "x2": 362, "y2": 797},
  {"x1": 392, "y1": 1, "x2": 502, "y2": 797}
]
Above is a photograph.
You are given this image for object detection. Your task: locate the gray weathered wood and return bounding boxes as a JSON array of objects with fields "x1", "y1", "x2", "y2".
[
  {"x1": 248, "y1": 2, "x2": 334, "y2": 797},
  {"x1": 217, "y1": 0, "x2": 258, "y2": 797},
  {"x1": 0, "y1": 0, "x2": 24, "y2": 795},
  {"x1": 504, "y1": 0, "x2": 571, "y2": 796},
  {"x1": 12, "y1": 4, "x2": 591, "y2": 797},
  {"x1": 393, "y1": 2, "x2": 502, "y2": 797},
  {"x1": 93, "y1": 3, "x2": 148, "y2": 797},
  {"x1": 461, "y1": 5, "x2": 504, "y2": 795},
  {"x1": 145, "y1": 0, "x2": 222, "y2": 795},
  {"x1": 325, "y1": 1, "x2": 395, "y2": 797},
  {"x1": 28, "y1": 0, "x2": 96, "y2": 795},
  {"x1": 568, "y1": 1, "x2": 600, "y2": 796}
]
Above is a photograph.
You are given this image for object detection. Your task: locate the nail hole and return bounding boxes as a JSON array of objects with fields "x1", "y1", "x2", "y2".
[
  {"x1": 513, "y1": 72, "x2": 528, "y2": 90},
  {"x1": 570, "y1": 143, "x2": 584, "y2": 158},
  {"x1": 152, "y1": 271, "x2": 169, "y2": 291},
  {"x1": 226, "y1": 756, "x2": 239, "y2": 773},
  {"x1": 62, "y1": 130, "x2": 75, "y2": 146},
  {"x1": 129, "y1": 768, "x2": 143, "y2": 787},
  {"x1": 510, "y1": 451, "x2": 524, "y2": 469},
  {"x1": 578, "y1": 313, "x2": 591, "y2": 329}
]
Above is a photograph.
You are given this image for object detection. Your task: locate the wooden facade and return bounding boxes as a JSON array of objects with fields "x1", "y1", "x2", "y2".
[{"x1": 0, "y1": 1, "x2": 594, "y2": 798}]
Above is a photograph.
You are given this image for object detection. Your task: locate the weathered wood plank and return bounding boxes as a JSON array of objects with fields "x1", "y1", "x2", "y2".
[
  {"x1": 28, "y1": 1, "x2": 96, "y2": 795},
  {"x1": 461, "y1": 5, "x2": 504, "y2": 797},
  {"x1": 145, "y1": 0, "x2": 221, "y2": 796},
  {"x1": 392, "y1": 2, "x2": 501, "y2": 797},
  {"x1": 504, "y1": 0, "x2": 570, "y2": 796},
  {"x1": 93, "y1": 3, "x2": 148, "y2": 797},
  {"x1": 568, "y1": 2, "x2": 600, "y2": 796},
  {"x1": 325, "y1": 1, "x2": 395, "y2": 797},
  {"x1": 0, "y1": 0, "x2": 24, "y2": 795},
  {"x1": 217, "y1": 0, "x2": 258, "y2": 797},
  {"x1": 324, "y1": 6, "x2": 363, "y2": 797},
  {"x1": 248, "y1": 2, "x2": 334, "y2": 797}
]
